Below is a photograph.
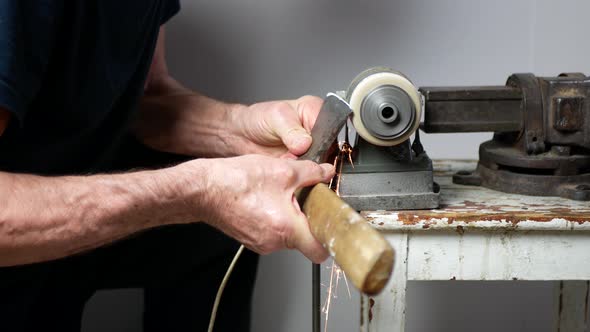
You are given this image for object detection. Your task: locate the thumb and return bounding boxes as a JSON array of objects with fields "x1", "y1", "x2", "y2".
[{"x1": 270, "y1": 105, "x2": 312, "y2": 156}]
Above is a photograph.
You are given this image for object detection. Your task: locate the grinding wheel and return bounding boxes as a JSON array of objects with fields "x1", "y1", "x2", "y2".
[{"x1": 346, "y1": 67, "x2": 422, "y2": 146}]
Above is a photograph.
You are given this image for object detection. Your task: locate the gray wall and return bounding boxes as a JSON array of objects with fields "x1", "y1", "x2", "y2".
[{"x1": 83, "y1": 0, "x2": 590, "y2": 331}]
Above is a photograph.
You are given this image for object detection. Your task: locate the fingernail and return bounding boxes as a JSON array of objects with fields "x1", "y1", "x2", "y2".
[
  {"x1": 292, "y1": 134, "x2": 311, "y2": 148},
  {"x1": 320, "y1": 163, "x2": 335, "y2": 176}
]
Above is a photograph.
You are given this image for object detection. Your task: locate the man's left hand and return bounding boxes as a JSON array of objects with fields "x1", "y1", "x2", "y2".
[{"x1": 230, "y1": 95, "x2": 323, "y2": 158}]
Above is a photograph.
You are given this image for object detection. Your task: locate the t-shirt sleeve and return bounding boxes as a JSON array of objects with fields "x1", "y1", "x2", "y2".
[
  {"x1": 161, "y1": 0, "x2": 181, "y2": 25},
  {"x1": 0, "y1": 1, "x2": 61, "y2": 125}
]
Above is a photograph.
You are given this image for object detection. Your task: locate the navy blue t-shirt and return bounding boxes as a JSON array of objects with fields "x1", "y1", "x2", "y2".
[{"x1": 0, "y1": 0, "x2": 180, "y2": 175}]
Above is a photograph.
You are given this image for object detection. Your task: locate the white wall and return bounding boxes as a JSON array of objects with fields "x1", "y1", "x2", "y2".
[
  {"x1": 164, "y1": 1, "x2": 589, "y2": 331},
  {"x1": 84, "y1": 0, "x2": 590, "y2": 331}
]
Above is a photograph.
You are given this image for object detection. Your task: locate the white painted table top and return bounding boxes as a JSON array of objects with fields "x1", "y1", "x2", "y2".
[{"x1": 363, "y1": 160, "x2": 590, "y2": 232}]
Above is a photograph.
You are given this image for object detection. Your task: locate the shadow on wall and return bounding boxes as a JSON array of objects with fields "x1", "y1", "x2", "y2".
[
  {"x1": 251, "y1": 251, "x2": 305, "y2": 331},
  {"x1": 82, "y1": 289, "x2": 144, "y2": 332},
  {"x1": 165, "y1": 4, "x2": 253, "y2": 103}
]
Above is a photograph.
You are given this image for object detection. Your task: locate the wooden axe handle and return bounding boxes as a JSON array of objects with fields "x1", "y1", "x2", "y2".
[{"x1": 299, "y1": 184, "x2": 394, "y2": 295}]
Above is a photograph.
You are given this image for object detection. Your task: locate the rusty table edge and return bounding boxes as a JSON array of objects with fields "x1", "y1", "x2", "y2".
[{"x1": 362, "y1": 160, "x2": 590, "y2": 232}]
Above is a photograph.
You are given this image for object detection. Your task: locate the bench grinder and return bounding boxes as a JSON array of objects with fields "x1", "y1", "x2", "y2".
[{"x1": 338, "y1": 67, "x2": 440, "y2": 211}]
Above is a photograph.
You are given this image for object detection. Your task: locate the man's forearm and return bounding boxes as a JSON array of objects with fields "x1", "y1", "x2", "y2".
[
  {"x1": 135, "y1": 76, "x2": 248, "y2": 158},
  {"x1": 136, "y1": 27, "x2": 250, "y2": 158},
  {"x1": 0, "y1": 162, "x2": 205, "y2": 267}
]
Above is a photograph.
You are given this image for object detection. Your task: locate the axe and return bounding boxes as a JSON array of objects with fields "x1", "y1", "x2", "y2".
[{"x1": 295, "y1": 93, "x2": 395, "y2": 330}]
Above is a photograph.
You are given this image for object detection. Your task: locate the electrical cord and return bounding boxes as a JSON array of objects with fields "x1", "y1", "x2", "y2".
[{"x1": 208, "y1": 244, "x2": 245, "y2": 332}]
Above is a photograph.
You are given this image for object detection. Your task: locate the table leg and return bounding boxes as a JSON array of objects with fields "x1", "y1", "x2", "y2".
[
  {"x1": 361, "y1": 233, "x2": 408, "y2": 332},
  {"x1": 553, "y1": 280, "x2": 590, "y2": 332}
]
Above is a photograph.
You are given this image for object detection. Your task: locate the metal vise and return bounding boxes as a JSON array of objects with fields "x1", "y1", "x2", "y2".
[{"x1": 421, "y1": 73, "x2": 590, "y2": 201}]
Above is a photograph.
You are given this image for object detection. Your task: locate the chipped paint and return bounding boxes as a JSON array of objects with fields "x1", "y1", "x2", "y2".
[
  {"x1": 359, "y1": 296, "x2": 365, "y2": 328},
  {"x1": 368, "y1": 298, "x2": 375, "y2": 322},
  {"x1": 362, "y1": 161, "x2": 590, "y2": 332},
  {"x1": 366, "y1": 215, "x2": 590, "y2": 231},
  {"x1": 555, "y1": 281, "x2": 590, "y2": 331},
  {"x1": 362, "y1": 161, "x2": 590, "y2": 232}
]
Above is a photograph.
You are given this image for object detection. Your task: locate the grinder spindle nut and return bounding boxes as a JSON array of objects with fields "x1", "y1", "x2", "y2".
[{"x1": 346, "y1": 67, "x2": 422, "y2": 146}]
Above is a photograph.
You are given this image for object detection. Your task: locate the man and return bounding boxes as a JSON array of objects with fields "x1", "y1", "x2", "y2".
[{"x1": 0, "y1": 1, "x2": 333, "y2": 331}]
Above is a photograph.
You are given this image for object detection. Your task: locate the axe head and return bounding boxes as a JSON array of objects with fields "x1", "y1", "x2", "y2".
[{"x1": 299, "y1": 93, "x2": 352, "y2": 164}]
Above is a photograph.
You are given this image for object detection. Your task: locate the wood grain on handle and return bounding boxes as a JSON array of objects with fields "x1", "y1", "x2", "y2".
[{"x1": 301, "y1": 183, "x2": 394, "y2": 295}]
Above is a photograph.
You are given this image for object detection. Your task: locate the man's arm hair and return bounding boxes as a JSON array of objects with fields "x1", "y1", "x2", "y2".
[
  {"x1": 0, "y1": 27, "x2": 226, "y2": 267},
  {"x1": 0, "y1": 105, "x2": 209, "y2": 268},
  {"x1": 0, "y1": 152, "x2": 208, "y2": 267}
]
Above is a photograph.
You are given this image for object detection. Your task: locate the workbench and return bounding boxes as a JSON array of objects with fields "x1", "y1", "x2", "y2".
[{"x1": 360, "y1": 160, "x2": 590, "y2": 332}]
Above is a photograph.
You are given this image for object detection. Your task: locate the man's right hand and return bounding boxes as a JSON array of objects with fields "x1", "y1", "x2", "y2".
[
  {"x1": 177, "y1": 155, "x2": 335, "y2": 263},
  {"x1": 0, "y1": 143, "x2": 334, "y2": 266}
]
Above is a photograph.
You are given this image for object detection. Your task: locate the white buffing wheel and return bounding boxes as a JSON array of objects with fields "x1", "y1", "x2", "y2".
[{"x1": 347, "y1": 68, "x2": 422, "y2": 147}]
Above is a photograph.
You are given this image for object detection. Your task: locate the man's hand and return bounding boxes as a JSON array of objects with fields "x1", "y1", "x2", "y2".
[
  {"x1": 0, "y1": 153, "x2": 333, "y2": 267},
  {"x1": 229, "y1": 95, "x2": 323, "y2": 159},
  {"x1": 180, "y1": 154, "x2": 334, "y2": 263},
  {"x1": 136, "y1": 27, "x2": 336, "y2": 263},
  {"x1": 138, "y1": 27, "x2": 326, "y2": 160}
]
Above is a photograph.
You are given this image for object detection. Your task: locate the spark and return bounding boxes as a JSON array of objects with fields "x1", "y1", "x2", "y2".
[
  {"x1": 321, "y1": 259, "x2": 352, "y2": 332},
  {"x1": 329, "y1": 141, "x2": 354, "y2": 196},
  {"x1": 322, "y1": 140, "x2": 354, "y2": 331}
]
